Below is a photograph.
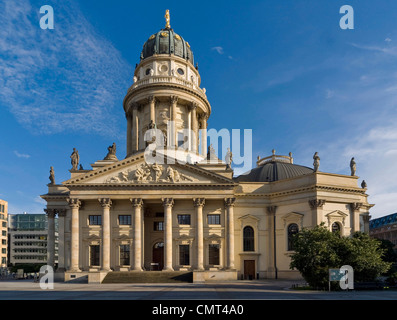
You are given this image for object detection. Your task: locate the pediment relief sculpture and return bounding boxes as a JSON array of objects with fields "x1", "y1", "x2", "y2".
[{"x1": 105, "y1": 163, "x2": 198, "y2": 184}]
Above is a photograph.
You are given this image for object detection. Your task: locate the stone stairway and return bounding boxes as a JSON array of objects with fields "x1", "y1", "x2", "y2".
[{"x1": 102, "y1": 271, "x2": 193, "y2": 283}]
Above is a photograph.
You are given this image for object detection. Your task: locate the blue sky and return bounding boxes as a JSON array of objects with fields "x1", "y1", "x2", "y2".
[{"x1": 1, "y1": 0, "x2": 397, "y2": 218}]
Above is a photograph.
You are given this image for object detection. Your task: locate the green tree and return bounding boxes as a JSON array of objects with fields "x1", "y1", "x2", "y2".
[{"x1": 289, "y1": 224, "x2": 391, "y2": 289}]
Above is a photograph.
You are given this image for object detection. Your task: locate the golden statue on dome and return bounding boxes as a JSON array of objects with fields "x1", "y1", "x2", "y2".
[{"x1": 165, "y1": 9, "x2": 171, "y2": 29}]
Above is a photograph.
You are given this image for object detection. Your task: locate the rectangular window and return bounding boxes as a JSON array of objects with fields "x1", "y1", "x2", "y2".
[
  {"x1": 177, "y1": 215, "x2": 191, "y2": 225},
  {"x1": 179, "y1": 245, "x2": 190, "y2": 265},
  {"x1": 119, "y1": 245, "x2": 130, "y2": 266},
  {"x1": 89, "y1": 245, "x2": 100, "y2": 266},
  {"x1": 209, "y1": 244, "x2": 220, "y2": 265},
  {"x1": 118, "y1": 215, "x2": 131, "y2": 225},
  {"x1": 154, "y1": 221, "x2": 164, "y2": 231},
  {"x1": 207, "y1": 214, "x2": 220, "y2": 225},
  {"x1": 89, "y1": 215, "x2": 102, "y2": 225}
]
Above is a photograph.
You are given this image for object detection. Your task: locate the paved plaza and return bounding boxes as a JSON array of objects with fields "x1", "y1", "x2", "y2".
[{"x1": 0, "y1": 279, "x2": 396, "y2": 300}]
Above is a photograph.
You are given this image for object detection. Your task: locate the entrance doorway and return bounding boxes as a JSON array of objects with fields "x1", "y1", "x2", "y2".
[
  {"x1": 244, "y1": 260, "x2": 255, "y2": 280},
  {"x1": 152, "y1": 242, "x2": 164, "y2": 270}
]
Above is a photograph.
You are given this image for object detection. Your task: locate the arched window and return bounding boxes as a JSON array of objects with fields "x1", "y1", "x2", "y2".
[
  {"x1": 287, "y1": 223, "x2": 299, "y2": 251},
  {"x1": 243, "y1": 226, "x2": 255, "y2": 251},
  {"x1": 332, "y1": 222, "x2": 341, "y2": 234}
]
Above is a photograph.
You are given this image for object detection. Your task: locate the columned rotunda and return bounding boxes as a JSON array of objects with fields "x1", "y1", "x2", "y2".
[{"x1": 41, "y1": 11, "x2": 373, "y2": 283}]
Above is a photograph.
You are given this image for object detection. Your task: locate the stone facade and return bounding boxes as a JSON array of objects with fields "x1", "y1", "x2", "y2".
[{"x1": 41, "y1": 13, "x2": 373, "y2": 282}]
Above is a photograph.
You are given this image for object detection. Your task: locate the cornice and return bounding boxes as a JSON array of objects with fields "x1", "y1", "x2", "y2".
[
  {"x1": 234, "y1": 184, "x2": 367, "y2": 199},
  {"x1": 123, "y1": 82, "x2": 211, "y2": 114}
]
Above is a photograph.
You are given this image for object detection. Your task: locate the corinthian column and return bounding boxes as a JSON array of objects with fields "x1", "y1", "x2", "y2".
[
  {"x1": 57, "y1": 209, "x2": 67, "y2": 271},
  {"x1": 309, "y1": 199, "x2": 326, "y2": 226},
  {"x1": 162, "y1": 198, "x2": 174, "y2": 271},
  {"x1": 199, "y1": 113, "x2": 208, "y2": 157},
  {"x1": 194, "y1": 198, "x2": 205, "y2": 270},
  {"x1": 44, "y1": 208, "x2": 56, "y2": 268},
  {"x1": 225, "y1": 198, "x2": 236, "y2": 270},
  {"x1": 148, "y1": 95, "x2": 156, "y2": 124},
  {"x1": 99, "y1": 198, "x2": 112, "y2": 271},
  {"x1": 266, "y1": 205, "x2": 277, "y2": 278},
  {"x1": 67, "y1": 198, "x2": 82, "y2": 272},
  {"x1": 132, "y1": 102, "x2": 139, "y2": 152},
  {"x1": 126, "y1": 102, "x2": 133, "y2": 156},
  {"x1": 130, "y1": 198, "x2": 143, "y2": 271},
  {"x1": 349, "y1": 202, "x2": 363, "y2": 233},
  {"x1": 170, "y1": 96, "x2": 178, "y2": 148},
  {"x1": 190, "y1": 102, "x2": 198, "y2": 153}
]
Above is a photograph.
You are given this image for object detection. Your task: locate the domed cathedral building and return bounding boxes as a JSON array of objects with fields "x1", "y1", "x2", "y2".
[{"x1": 41, "y1": 11, "x2": 372, "y2": 283}]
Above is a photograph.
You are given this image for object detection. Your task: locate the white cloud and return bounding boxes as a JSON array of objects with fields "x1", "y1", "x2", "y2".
[
  {"x1": 0, "y1": 0, "x2": 131, "y2": 137},
  {"x1": 14, "y1": 150, "x2": 31, "y2": 159},
  {"x1": 325, "y1": 89, "x2": 335, "y2": 99},
  {"x1": 211, "y1": 46, "x2": 224, "y2": 55}
]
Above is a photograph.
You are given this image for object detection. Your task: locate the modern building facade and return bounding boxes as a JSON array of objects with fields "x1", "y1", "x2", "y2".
[
  {"x1": 0, "y1": 199, "x2": 8, "y2": 268},
  {"x1": 369, "y1": 213, "x2": 397, "y2": 249},
  {"x1": 8, "y1": 213, "x2": 58, "y2": 266},
  {"x1": 41, "y1": 11, "x2": 373, "y2": 283}
]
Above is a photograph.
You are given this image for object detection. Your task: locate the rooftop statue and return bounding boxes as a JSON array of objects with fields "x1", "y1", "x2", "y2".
[
  {"x1": 104, "y1": 142, "x2": 118, "y2": 161},
  {"x1": 350, "y1": 157, "x2": 356, "y2": 176},
  {"x1": 49, "y1": 166, "x2": 55, "y2": 185},
  {"x1": 70, "y1": 148, "x2": 79, "y2": 170},
  {"x1": 313, "y1": 152, "x2": 320, "y2": 172},
  {"x1": 225, "y1": 148, "x2": 233, "y2": 168}
]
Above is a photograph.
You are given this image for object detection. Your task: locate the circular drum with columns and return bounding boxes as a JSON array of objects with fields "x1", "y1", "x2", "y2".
[{"x1": 123, "y1": 21, "x2": 211, "y2": 161}]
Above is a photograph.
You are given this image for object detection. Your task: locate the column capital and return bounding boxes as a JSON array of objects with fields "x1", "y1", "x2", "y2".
[
  {"x1": 189, "y1": 101, "x2": 198, "y2": 111},
  {"x1": 308, "y1": 199, "x2": 326, "y2": 209},
  {"x1": 56, "y1": 208, "x2": 67, "y2": 217},
  {"x1": 198, "y1": 112, "x2": 208, "y2": 121},
  {"x1": 162, "y1": 197, "x2": 174, "y2": 208},
  {"x1": 170, "y1": 95, "x2": 178, "y2": 104},
  {"x1": 67, "y1": 198, "x2": 82, "y2": 208},
  {"x1": 44, "y1": 208, "x2": 56, "y2": 218},
  {"x1": 362, "y1": 213, "x2": 371, "y2": 223},
  {"x1": 224, "y1": 197, "x2": 236, "y2": 207},
  {"x1": 266, "y1": 205, "x2": 277, "y2": 215},
  {"x1": 193, "y1": 198, "x2": 205, "y2": 207},
  {"x1": 98, "y1": 198, "x2": 112, "y2": 208},
  {"x1": 130, "y1": 198, "x2": 143, "y2": 207},
  {"x1": 130, "y1": 101, "x2": 139, "y2": 110},
  {"x1": 148, "y1": 95, "x2": 156, "y2": 103},
  {"x1": 349, "y1": 202, "x2": 363, "y2": 211}
]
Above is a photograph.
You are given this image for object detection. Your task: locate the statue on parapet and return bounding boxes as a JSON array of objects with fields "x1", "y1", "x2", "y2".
[
  {"x1": 313, "y1": 152, "x2": 320, "y2": 172},
  {"x1": 225, "y1": 148, "x2": 233, "y2": 169},
  {"x1": 70, "y1": 148, "x2": 79, "y2": 170},
  {"x1": 49, "y1": 166, "x2": 55, "y2": 185},
  {"x1": 104, "y1": 142, "x2": 118, "y2": 161},
  {"x1": 350, "y1": 157, "x2": 356, "y2": 176}
]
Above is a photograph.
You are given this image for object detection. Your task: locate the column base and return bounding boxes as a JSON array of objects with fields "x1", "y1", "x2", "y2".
[
  {"x1": 162, "y1": 267, "x2": 174, "y2": 272},
  {"x1": 131, "y1": 268, "x2": 143, "y2": 272}
]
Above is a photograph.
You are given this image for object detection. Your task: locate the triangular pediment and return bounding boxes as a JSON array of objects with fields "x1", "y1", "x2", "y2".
[
  {"x1": 325, "y1": 210, "x2": 348, "y2": 218},
  {"x1": 63, "y1": 152, "x2": 235, "y2": 187}
]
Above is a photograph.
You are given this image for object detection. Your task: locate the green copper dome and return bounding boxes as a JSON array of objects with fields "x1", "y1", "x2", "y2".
[{"x1": 140, "y1": 28, "x2": 194, "y2": 65}]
